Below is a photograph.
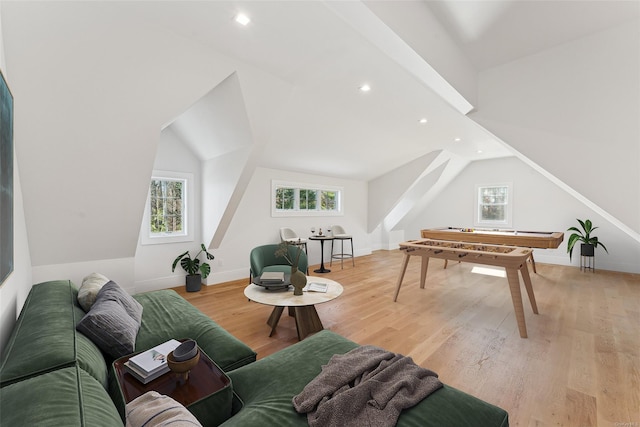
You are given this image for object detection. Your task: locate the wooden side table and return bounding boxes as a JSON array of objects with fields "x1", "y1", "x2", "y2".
[{"x1": 113, "y1": 343, "x2": 233, "y2": 426}]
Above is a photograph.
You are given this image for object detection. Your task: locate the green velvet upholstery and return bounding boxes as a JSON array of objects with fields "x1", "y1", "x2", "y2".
[
  {"x1": 0, "y1": 280, "x2": 108, "y2": 388},
  {"x1": 222, "y1": 330, "x2": 509, "y2": 427},
  {"x1": 249, "y1": 244, "x2": 309, "y2": 281},
  {"x1": 1, "y1": 280, "x2": 257, "y2": 426},
  {"x1": 132, "y1": 290, "x2": 256, "y2": 372},
  {"x1": 0, "y1": 366, "x2": 122, "y2": 426},
  {"x1": 108, "y1": 290, "x2": 258, "y2": 419}
]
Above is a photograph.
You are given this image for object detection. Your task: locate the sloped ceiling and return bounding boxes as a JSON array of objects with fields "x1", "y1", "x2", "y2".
[
  {"x1": 423, "y1": 0, "x2": 639, "y2": 71},
  {"x1": 2, "y1": 0, "x2": 638, "y2": 266},
  {"x1": 168, "y1": 72, "x2": 253, "y2": 161}
]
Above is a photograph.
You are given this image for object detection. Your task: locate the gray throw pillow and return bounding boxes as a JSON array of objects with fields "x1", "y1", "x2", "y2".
[
  {"x1": 76, "y1": 281, "x2": 143, "y2": 359},
  {"x1": 97, "y1": 281, "x2": 143, "y2": 324}
]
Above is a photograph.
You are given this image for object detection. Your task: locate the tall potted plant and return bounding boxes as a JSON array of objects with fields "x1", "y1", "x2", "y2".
[
  {"x1": 172, "y1": 244, "x2": 215, "y2": 292},
  {"x1": 566, "y1": 219, "x2": 608, "y2": 268}
]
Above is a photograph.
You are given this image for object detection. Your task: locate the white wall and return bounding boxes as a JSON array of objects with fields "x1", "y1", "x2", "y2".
[
  {"x1": 31, "y1": 258, "x2": 135, "y2": 294},
  {"x1": 3, "y1": 2, "x2": 273, "y2": 272},
  {"x1": 130, "y1": 160, "x2": 371, "y2": 291},
  {"x1": 208, "y1": 167, "x2": 371, "y2": 285},
  {"x1": 0, "y1": 4, "x2": 34, "y2": 354},
  {"x1": 405, "y1": 156, "x2": 640, "y2": 273},
  {"x1": 472, "y1": 19, "x2": 640, "y2": 235},
  {"x1": 133, "y1": 128, "x2": 202, "y2": 293}
]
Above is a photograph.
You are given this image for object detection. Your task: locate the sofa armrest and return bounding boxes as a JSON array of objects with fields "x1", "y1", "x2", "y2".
[{"x1": 0, "y1": 280, "x2": 108, "y2": 388}]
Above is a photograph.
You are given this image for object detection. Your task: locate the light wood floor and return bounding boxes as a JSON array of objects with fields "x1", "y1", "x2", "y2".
[{"x1": 174, "y1": 250, "x2": 639, "y2": 427}]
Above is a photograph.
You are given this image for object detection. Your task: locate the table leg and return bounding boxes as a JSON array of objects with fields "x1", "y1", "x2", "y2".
[
  {"x1": 267, "y1": 306, "x2": 285, "y2": 337},
  {"x1": 442, "y1": 259, "x2": 462, "y2": 269},
  {"x1": 529, "y1": 252, "x2": 537, "y2": 273},
  {"x1": 506, "y1": 268, "x2": 528, "y2": 338},
  {"x1": 293, "y1": 305, "x2": 324, "y2": 340},
  {"x1": 420, "y1": 255, "x2": 430, "y2": 289},
  {"x1": 313, "y1": 239, "x2": 331, "y2": 273},
  {"x1": 393, "y1": 252, "x2": 411, "y2": 302},
  {"x1": 519, "y1": 263, "x2": 539, "y2": 314}
]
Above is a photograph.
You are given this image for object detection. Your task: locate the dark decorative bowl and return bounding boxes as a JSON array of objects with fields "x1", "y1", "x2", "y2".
[
  {"x1": 173, "y1": 339, "x2": 198, "y2": 361},
  {"x1": 167, "y1": 349, "x2": 200, "y2": 381}
]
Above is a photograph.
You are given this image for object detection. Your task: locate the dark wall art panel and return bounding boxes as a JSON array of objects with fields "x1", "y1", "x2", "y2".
[{"x1": 0, "y1": 70, "x2": 13, "y2": 285}]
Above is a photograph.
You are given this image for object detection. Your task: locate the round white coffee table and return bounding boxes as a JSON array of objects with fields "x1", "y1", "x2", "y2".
[{"x1": 244, "y1": 276, "x2": 343, "y2": 340}]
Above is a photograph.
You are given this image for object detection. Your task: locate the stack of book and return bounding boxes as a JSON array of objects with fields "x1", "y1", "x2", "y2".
[
  {"x1": 124, "y1": 339, "x2": 181, "y2": 384},
  {"x1": 259, "y1": 271, "x2": 285, "y2": 284}
]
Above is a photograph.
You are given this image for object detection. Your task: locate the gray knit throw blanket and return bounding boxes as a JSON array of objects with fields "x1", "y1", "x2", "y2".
[{"x1": 292, "y1": 345, "x2": 443, "y2": 427}]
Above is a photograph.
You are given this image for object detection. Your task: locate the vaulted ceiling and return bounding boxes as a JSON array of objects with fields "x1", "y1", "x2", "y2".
[
  {"x1": 2, "y1": 1, "x2": 638, "y2": 266},
  {"x1": 150, "y1": 0, "x2": 637, "y2": 179}
]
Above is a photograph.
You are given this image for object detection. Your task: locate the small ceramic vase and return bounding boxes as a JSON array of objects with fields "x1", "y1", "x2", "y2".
[{"x1": 290, "y1": 266, "x2": 307, "y2": 296}]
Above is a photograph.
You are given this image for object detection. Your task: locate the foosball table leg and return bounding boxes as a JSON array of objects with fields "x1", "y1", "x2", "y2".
[
  {"x1": 506, "y1": 267, "x2": 528, "y2": 338},
  {"x1": 393, "y1": 252, "x2": 411, "y2": 302},
  {"x1": 529, "y1": 252, "x2": 537, "y2": 273}
]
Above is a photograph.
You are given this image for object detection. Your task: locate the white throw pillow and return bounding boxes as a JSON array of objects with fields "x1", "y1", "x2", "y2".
[
  {"x1": 77, "y1": 272, "x2": 109, "y2": 311},
  {"x1": 126, "y1": 391, "x2": 202, "y2": 427}
]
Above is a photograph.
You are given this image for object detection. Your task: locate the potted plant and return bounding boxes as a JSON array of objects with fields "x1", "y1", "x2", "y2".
[
  {"x1": 566, "y1": 219, "x2": 608, "y2": 267},
  {"x1": 172, "y1": 244, "x2": 215, "y2": 292}
]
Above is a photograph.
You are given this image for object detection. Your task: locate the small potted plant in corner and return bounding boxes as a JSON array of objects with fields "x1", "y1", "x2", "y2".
[
  {"x1": 172, "y1": 244, "x2": 215, "y2": 292},
  {"x1": 567, "y1": 219, "x2": 608, "y2": 270}
]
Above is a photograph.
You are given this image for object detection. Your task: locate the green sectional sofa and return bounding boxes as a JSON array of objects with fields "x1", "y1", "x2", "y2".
[
  {"x1": 0, "y1": 280, "x2": 509, "y2": 426},
  {"x1": 0, "y1": 280, "x2": 256, "y2": 426}
]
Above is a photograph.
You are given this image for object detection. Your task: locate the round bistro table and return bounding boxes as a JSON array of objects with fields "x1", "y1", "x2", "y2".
[{"x1": 308, "y1": 235, "x2": 334, "y2": 273}]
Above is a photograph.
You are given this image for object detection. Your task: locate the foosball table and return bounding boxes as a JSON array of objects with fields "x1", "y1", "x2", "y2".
[
  {"x1": 420, "y1": 227, "x2": 564, "y2": 273},
  {"x1": 394, "y1": 238, "x2": 539, "y2": 338}
]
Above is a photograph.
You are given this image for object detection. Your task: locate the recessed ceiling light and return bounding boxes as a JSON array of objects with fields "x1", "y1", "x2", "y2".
[
  {"x1": 235, "y1": 13, "x2": 251, "y2": 26},
  {"x1": 419, "y1": 118, "x2": 428, "y2": 124},
  {"x1": 359, "y1": 84, "x2": 371, "y2": 92},
  {"x1": 454, "y1": 137, "x2": 461, "y2": 142}
]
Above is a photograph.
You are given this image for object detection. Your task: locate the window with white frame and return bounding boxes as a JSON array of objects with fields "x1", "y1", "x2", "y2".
[
  {"x1": 141, "y1": 171, "x2": 194, "y2": 245},
  {"x1": 475, "y1": 183, "x2": 512, "y2": 228},
  {"x1": 272, "y1": 180, "x2": 342, "y2": 217}
]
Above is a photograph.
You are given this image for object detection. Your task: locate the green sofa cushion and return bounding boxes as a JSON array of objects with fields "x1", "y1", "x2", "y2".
[
  {"x1": 222, "y1": 330, "x2": 509, "y2": 427},
  {"x1": 0, "y1": 366, "x2": 122, "y2": 426},
  {"x1": 132, "y1": 290, "x2": 256, "y2": 372},
  {"x1": 0, "y1": 280, "x2": 108, "y2": 388}
]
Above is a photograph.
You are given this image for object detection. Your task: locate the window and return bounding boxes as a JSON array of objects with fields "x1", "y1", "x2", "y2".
[
  {"x1": 475, "y1": 183, "x2": 512, "y2": 227},
  {"x1": 141, "y1": 171, "x2": 194, "y2": 245},
  {"x1": 300, "y1": 189, "x2": 317, "y2": 210},
  {"x1": 272, "y1": 181, "x2": 343, "y2": 217}
]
